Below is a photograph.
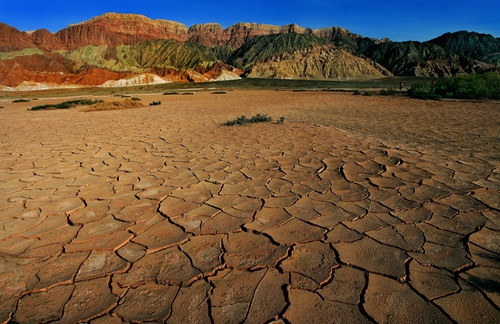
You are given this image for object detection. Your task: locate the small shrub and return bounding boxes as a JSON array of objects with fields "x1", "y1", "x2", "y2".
[
  {"x1": 13, "y1": 99, "x2": 30, "y2": 103},
  {"x1": 250, "y1": 113, "x2": 272, "y2": 123},
  {"x1": 163, "y1": 92, "x2": 180, "y2": 95},
  {"x1": 353, "y1": 90, "x2": 362, "y2": 95},
  {"x1": 149, "y1": 101, "x2": 162, "y2": 106},
  {"x1": 278, "y1": 116, "x2": 285, "y2": 124},
  {"x1": 211, "y1": 91, "x2": 227, "y2": 94},
  {"x1": 226, "y1": 115, "x2": 247, "y2": 125},
  {"x1": 363, "y1": 91, "x2": 375, "y2": 96},
  {"x1": 0, "y1": 106, "x2": 4, "y2": 109},
  {"x1": 223, "y1": 113, "x2": 273, "y2": 126},
  {"x1": 131, "y1": 97, "x2": 141, "y2": 101}
]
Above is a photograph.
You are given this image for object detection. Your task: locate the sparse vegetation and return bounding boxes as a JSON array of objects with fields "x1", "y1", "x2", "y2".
[
  {"x1": 354, "y1": 89, "x2": 398, "y2": 96},
  {"x1": 149, "y1": 101, "x2": 162, "y2": 106},
  {"x1": 131, "y1": 97, "x2": 141, "y2": 101},
  {"x1": 81, "y1": 99, "x2": 145, "y2": 112},
  {"x1": 409, "y1": 73, "x2": 500, "y2": 100},
  {"x1": 407, "y1": 83, "x2": 443, "y2": 100},
  {"x1": 13, "y1": 99, "x2": 30, "y2": 103},
  {"x1": 211, "y1": 91, "x2": 227, "y2": 94},
  {"x1": 278, "y1": 116, "x2": 285, "y2": 124},
  {"x1": 223, "y1": 113, "x2": 273, "y2": 126},
  {"x1": 29, "y1": 99, "x2": 104, "y2": 111},
  {"x1": 163, "y1": 92, "x2": 180, "y2": 95}
]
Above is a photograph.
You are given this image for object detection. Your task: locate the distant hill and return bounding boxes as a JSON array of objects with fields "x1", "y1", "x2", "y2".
[
  {"x1": 427, "y1": 31, "x2": 500, "y2": 65},
  {"x1": 0, "y1": 13, "x2": 499, "y2": 89}
]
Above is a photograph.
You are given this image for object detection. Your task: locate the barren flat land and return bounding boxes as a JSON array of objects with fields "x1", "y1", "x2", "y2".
[{"x1": 1, "y1": 88, "x2": 499, "y2": 323}]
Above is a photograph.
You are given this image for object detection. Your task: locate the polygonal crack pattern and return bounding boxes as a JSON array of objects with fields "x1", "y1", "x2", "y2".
[{"x1": 1, "y1": 92, "x2": 499, "y2": 323}]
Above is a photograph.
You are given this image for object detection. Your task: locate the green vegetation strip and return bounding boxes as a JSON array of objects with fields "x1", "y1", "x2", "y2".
[
  {"x1": 29, "y1": 99, "x2": 104, "y2": 111},
  {"x1": 409, "y1": 72, "x2": 500, "y2": 100}
]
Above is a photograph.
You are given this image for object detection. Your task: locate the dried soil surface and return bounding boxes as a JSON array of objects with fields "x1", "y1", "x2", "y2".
[{"x1": 1, "y1": 90, "x2": 499, "y2": 323}]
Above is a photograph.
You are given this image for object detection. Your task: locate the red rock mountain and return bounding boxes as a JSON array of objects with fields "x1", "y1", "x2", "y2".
[
  {"x1": 24, "y1": 13, "x2": 362, "y2": 50},
  {"x1": 55, "y1": 13, "x2": 189, "y2": 50},
  {"x1": 30, "y1": 28, "x2": 66, "y2": 52}
]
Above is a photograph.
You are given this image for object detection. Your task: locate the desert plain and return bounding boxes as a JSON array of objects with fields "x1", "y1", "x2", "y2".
[{"x1": 0, "y1": 87, "x2": 499, "y2": 323}]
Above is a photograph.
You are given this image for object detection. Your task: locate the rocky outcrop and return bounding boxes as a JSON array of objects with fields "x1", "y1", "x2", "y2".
[
  {"x1": 187, "y1": 23, "x2": 227, "y2": 47},
  {"x1": 30, "y1": 29, "x2": 66, "y2": 52},
  {"x1": 0, "y1": 23, "x2": 36, "y2": 51},
  {"x1": 246, "y1": 44, "x2": 388, "y2": 79},
  {"x1": 312, "y1": 26, "x2": 356, "y2": 41},
  {"x1": 220, "y1": 23, "x2": 283, "y2": 48},
  {"x1": 195, "y1": 61, "x2": 243, "y2": 80},
  {"x1": 55, "y1": 13, "x2": 189, "y2": 50},
  {"x1": 99, "y1": 73, "x2": 170, "y2": 87},
  {"x1": 0, "y1": 53, "x2": 76, "y2": 87},
  {"x1": 186, "y1": 22, "x2": 284, "y2": 48}
]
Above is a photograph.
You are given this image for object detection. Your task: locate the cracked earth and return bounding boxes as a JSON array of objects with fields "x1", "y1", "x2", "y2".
[{"x1": 0, "y1": 90, "x2": 499, "y2": 323}]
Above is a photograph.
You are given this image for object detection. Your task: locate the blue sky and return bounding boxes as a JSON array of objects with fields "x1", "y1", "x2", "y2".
[{"x1": 0, "y1": 0, "x2": 498, "y2": 42}]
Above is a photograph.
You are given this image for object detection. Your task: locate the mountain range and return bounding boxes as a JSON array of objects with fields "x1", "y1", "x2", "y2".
[{"x1": 0, "y1": 13, "x2": 499, "y2": 90}]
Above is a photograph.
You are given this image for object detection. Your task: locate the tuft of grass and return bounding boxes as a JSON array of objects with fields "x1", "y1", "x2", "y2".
[
  {"x1": 223, "y1": 113, "x2": 273, "y2": 126},
  {"x1": 378, "y1": 88, "x2": 398, "y2": 96},
  {"x1": 131, "y1": 97, "x2": 141, "y2": 101},
  {"x1": 277, "y1": 116, "x2": 285, "y2": 124},
  {"x1": 13, "y1": 99, "x2": 30, "y2": 103},
  {"x1": 149, "y1": 101, "x2": 161, "y2": 106},
  {"x1": 163, "y1": 92, "x2": 180, "y2": 95},
  {"x1": 29, "y1": 99, "x2": 103, "y2": 111}
]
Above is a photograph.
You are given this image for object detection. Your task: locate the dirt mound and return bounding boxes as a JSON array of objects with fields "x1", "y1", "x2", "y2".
[{"x1": 81, "y1": 98, "x2": 145, "y2": 111}]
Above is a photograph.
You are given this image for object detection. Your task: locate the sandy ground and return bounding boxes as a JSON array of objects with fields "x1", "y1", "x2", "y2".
[{"x1": 0, "y1": 90, "x2": 499, "y2": 323}]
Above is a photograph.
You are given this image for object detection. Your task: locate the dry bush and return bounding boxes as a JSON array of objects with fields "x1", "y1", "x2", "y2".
[{"x1": 81, "y1": 99, "x2": 145, "y2": 112}]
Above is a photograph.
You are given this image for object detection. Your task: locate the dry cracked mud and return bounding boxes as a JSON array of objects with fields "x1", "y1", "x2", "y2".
[{"x1": 0, "y1": 90, "x2": 499, "y2": 323}]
